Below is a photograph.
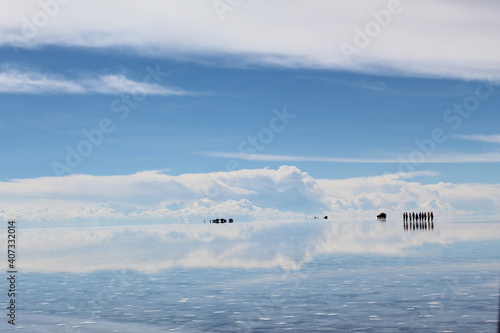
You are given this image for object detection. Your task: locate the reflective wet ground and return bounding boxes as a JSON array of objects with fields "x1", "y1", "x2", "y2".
[{"x1": 4, "y1": 220, "x2": 500, "y2": 332}]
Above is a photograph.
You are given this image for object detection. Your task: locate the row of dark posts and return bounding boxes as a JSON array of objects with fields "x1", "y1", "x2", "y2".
[
  {"x1": 403, "y1": 211, "x2": 433, "y2": 222},
  {"x1": 403, "y1": 211, "x2": 434, "y2": 231},
  {"x1": 404, "y1": 220, "x2": 434, "y2": 231}
]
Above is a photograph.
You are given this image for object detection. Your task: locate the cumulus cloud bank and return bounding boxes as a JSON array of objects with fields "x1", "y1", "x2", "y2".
[
  {"x1": 1, "y1": 166, "x2": 499, "y2": 225},
  {"x1": 1, "y1": 0, "x2": 499, "y2": 81}
]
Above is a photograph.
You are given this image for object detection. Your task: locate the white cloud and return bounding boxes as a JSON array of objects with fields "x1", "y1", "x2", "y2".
[
  {"x1": 1, "y1": 166, "x2": 499, "y2": 225},
  {"x1": 0, "y1": 69, "x2": 187, "y2": 95},
  {"x1": 89, "y1": 74, "x2": 186, "y2": 95},
  {"x1": 198, "y1": 151, "x2": 399, "y2": 163},
  {"x1": 0, "y1": 69, "x2": 85, "y2": 94},
  {"x1": 317, "y1": 174, "x2": 473, "y2": 220},
  {"x1": 455, "y1": 134, "x2": 500, "y2": 144},
  {"x1": 199, "y1": 151, "x2": 500, "y2": 163},
  {"x1": 304, "y1": 77, "x2": 391, "y2": 92},
  {"x1": 428, "y1": 152, "x2": 500, "y2": 163},
  {"x1": 1, "y1": 0, "x2": 499, "y2": 81}
]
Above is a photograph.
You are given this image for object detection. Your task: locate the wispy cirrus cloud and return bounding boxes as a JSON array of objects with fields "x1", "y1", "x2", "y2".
[
  {"x1": 198, "y1": 151, "x2": 500, "y2": 164},
  {"x1": 0, "y1": 69, "x2": 188, "y2": 95},
  {"x1": 455, "y1": 134, "x2": 500, "y2": 144},
  {"x1": 198, "y1": 151, "x2": 398, "y2": 163},
  {"x1": 1, "y1": 0, "x2": 500, "y2": 81},
  {"x1": 299, "y1": 76, "x2": 391, "y2": 92}
]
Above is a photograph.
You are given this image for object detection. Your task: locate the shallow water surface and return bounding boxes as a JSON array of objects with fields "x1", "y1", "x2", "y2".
[{"x1": 3, "y1": 220, "x2": 500, "y2": 332}]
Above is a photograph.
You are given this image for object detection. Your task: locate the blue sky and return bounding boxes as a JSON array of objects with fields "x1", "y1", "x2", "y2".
[
  {"x1": 0, "y1": 0, "x2": 499, "y2": 225},
  {"x1": 1, "y1": 47, "x2": 498, "y2": 182}
]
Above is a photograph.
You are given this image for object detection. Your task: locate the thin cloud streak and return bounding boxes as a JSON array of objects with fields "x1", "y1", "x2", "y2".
[
  {"x1": 299, "y1": 76, "x2": 392, "y2": 92},
  {"x1": 199, "y1": 151, "x2": 400, "y2": 163},
  {"x1": 199, "y1": 151, "x2": 500, "y2": 164},
  {"x1": 0, "y1": 70, "x2": 188, "y2": 95},
  {"x1": 455, "y1": 134, "x2": 500, "y2": 144}
]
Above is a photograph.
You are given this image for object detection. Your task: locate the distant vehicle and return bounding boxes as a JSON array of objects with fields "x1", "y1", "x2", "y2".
[
  {"x1": 377, "y1": 213, "x2": 387, "y2": 220},
  {"x1": 210, "y1": 218, "x2": 233, "y2": 224}
]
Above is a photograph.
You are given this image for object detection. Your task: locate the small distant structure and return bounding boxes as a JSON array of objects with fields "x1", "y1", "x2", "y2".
[
  {"x1": 377, "y1": 213, "x2": 387, "y2": 221},
  {"x1": 324, "y1": 216, "x2": 328, "y2": 220},
  {"x1": 210, "y1": 218, "x2": 233, "y2": 224}
]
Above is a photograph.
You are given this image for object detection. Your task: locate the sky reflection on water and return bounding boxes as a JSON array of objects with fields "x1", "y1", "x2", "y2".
[
  {"x1": 18, "y1": 220, "x2": 500, "y2": 273},
  {"x1": 4, "y1": 220, "x2": 500, "y2": 332}
]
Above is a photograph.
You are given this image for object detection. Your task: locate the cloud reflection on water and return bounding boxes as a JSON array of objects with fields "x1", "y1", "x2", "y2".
[{"x1": 17, "y1": 220, "x2": 500, "y2": 273}]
